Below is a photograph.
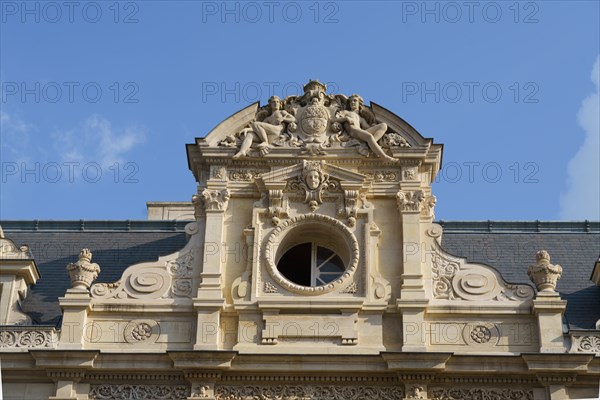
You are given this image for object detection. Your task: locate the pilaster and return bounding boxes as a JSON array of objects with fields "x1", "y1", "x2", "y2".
[{"x1": 532, "y1": 292, "x2": 567, "y2": 353}]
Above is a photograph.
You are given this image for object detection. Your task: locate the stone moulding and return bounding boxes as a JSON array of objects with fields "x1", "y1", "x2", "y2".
[
  {"x1": 430, "y1": 240, "x2": 534, "y2": 302},
  {"x1": 263, "y1": 213, "x2": 360, "y2": 296}
]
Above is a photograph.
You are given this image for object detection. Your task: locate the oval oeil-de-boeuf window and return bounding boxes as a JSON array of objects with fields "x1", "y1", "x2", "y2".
[{"x1": 277, "y1": 242, "x2": 345, "y2": 287}]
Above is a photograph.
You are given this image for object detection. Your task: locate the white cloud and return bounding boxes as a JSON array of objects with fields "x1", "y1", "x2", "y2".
[
  {"x1": 0, "y1": 110, "x2": 36, "y2": 163},
  {"x1": 559, "y1": 56, "x2": 600, "y2": 220},
  {"x1": 52, "y1": 114, "x2": 145, "y2": 167}
]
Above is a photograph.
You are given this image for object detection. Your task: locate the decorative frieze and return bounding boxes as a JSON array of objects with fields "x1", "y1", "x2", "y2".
[
  {"x1": 228, "y1": 168, "x2": 268, "y2": 182},
  {"x1": 429, "y1": 388, "x2": 533, "y2": 400},
  {"x1": 214, "y1": 384, "x2": 404, "y2": 400},
  {"x1": 360, "y1": 170, "x2": 399, "y2": 182},
  {"x1": 89, "y1": 384, "x2": 190, "y2": 400},
  {"x1": 570, "y1": 333, "x2": 600, "y2": 355},
  {"x1": 0, "y1": 327, "x2": 57, "y2": 348}
]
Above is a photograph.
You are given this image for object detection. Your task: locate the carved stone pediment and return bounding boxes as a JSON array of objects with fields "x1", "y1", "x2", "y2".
[
  {"x1": 187, "y1": 80, "x2": 446, "y2": 172},
  {"x1": 255, "y1": 160, "x2": 370, "y2": 220}
]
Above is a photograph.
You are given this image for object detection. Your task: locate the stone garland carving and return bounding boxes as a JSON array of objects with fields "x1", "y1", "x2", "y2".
[
  {"x1": 219, "y1": 80, "x2": 410, "y2": 160},
  {"x1": 66, "y1": 248, "x2": 101, "y2": 290},
  {"x1": 228, "y1": 168, "x2": 268, "y2": 182},
  {"x1": 89, "y1": 384, "x2": 190, "y2": 400},
  {"x1": 361, "y1": 170, "x2": 399, "y2": 182},
  {"x1": 215, "y1": 385, "x2": 404, "y2": 400},
  {"x1": 429, "y1": 388, "x2": 533, "y2": 400},
  {"x1": 397, "y1": 190, "x2": 425, "y2": 212},
  {"x1": 431, "y1": 249, "x2": 534, "y2": 302},
  {"x1": 263, "y1": 214, "x2": 359, "y2": 296},
  {"x1": 0, "y1": 328, "x2": 57, "y2": 348}
]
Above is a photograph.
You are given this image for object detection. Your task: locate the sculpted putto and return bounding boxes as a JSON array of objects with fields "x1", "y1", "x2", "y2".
[
  {"x1": 332, "y1": 94, "x2": 396, "y2": 162},
  {"x1": 233, "y1": 96, "x2": 297, "y2": 158},
  {"x1": 221, "y1": 80, "x2": 410, "y2": 161}
]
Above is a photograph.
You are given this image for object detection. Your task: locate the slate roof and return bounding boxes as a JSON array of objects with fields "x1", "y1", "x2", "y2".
[{"x1": 2, "y1": 220, "x2": 599, "y2": 329}]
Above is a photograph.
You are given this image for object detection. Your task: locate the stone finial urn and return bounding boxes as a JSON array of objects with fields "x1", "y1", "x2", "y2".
[
  {"x1": 527, "y1": 250, "x2": 562, "y2": 292},
  {"x1": 67, "y1": 248, "x2": 101, "y2": 290}
]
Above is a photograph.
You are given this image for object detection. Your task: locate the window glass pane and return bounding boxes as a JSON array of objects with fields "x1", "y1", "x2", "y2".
[
  {"x1": 316, "y1": 246, "x2": 334, "y2": 265},
  {"x1": 320, "y1": 261, "x2": 344, "y2": 273},
  {"x1": 277, "y1": 243, "x2": 311, "y2": 286}
]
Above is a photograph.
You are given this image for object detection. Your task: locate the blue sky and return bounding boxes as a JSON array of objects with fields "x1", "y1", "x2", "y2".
[{"x1": 1, "y1": 0, "x2": 599, "y2": 221}]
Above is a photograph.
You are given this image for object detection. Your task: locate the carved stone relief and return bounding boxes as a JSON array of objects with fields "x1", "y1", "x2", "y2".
[
  {"x1": 218, "y1": 80, "x2": 410, "y2": 161},
  {"x1": 428, "y1": 388, "x2": 533, "y2": 400},
  {"x1": 215, "y1": 384, "x2": 404, "y2": 400},
  {"x1": 570, "y1": 333, "x2": 600, "y2": 355},
  {"x1": 431, "y1": 247, "x2": 534, "y2": 302},
  {"x1": 89, "y1": 384, "x2": 190, "y2": 400},
  {"x1": 285, "y1": 161, "x2": 340, "y2": 212},
  {"x1": 397, "y1": 190, "x2": 425, "y2": 213},
  {"x1": 91, "y1": 250, "x2": 195, "y2": 300},
  {"x1": 0, "y1": 328, "x2": 57, "y2": 348}
]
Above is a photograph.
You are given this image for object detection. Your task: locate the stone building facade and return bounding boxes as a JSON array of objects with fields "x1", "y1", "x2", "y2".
[{"x1": 1, "y1": 81, "x2": 599, "y2": 399}]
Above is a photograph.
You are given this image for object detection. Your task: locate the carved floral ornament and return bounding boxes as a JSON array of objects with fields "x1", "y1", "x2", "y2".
[
  {"x1": 218, "y1": 80, "x2": 410, "y2": 160},
  {"x1": 0, "y1": 328, "x2": 57, "y2": 348}
]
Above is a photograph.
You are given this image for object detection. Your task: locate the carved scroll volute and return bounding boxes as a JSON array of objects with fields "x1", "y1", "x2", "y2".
[
  {"x1": 344, "y1": 190, "x2": 359, "y2": 218},
  {"x1": 267, "y1": 189, "x2": 288, "y2": 221}
]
